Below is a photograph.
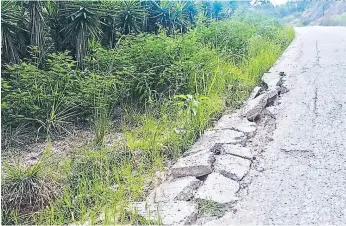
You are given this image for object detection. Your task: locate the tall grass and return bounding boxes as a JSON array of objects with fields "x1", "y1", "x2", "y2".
[{"x1": 1, "y1": 13, "x2": 295, "y2": 225}]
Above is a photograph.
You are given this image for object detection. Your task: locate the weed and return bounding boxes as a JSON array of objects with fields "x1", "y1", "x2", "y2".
[
  {"x1": 1, "y1": 123, "x2": 31, "y2": 151},
  {"x1": 198, "y1": 199, "x2": 226, "y2": 218},
  {"x1": 1, "y1": 149, "x2": 61, "y2": 223},
  {"x1": 92, "y1": 108, "x2": 111, "y2": 146}
]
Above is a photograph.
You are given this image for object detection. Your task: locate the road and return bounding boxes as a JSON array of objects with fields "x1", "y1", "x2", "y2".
[{"x1": 210, "y1": 27, "x2": 346, "y2": 224}]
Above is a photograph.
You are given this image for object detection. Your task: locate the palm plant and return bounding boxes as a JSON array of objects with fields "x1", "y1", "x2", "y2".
[
  {"x1": 61, "y1": 2, "x2": 102, "y2": 69},
  {"x1": 150, "y1": 0, "x2": 191, "y2": 34},
  {"x1": 44, "y1": 1, "x2": 65, "y2": 52},
  {"x1": 114, "y1": 0, "x2": 147, "y2": 35},
  {"x1": 100, "y1": 0, "x2": 146, "y2": 48},
  {"x1": 1, "y1": 1, "x2": 27, "y2": 64},
  {"x1": 25, "y1": 0, "x2": 48, "y2": 64}
]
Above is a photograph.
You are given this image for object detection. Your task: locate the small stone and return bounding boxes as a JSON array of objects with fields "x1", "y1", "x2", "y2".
[
  {"x1": 243, "y1": 93, "x2": 268, "y2": 121},
  {"x1": 171, "y1": 151, "x2": 215, "y2": 178},
  {"x1": 214, "y1": 155, "x2": 251, "y2": 181},
  {"x1": 262, "y1": 72, "x2": 283, "y2": 89},
  {"x1": 195, "y1": 173, "x2": 239, "y2": 204},
  {"x1": 152, "y1": 176, "x2": 202, "y2": 202},
  {"x1": 222, "y1": 144, "x2": 253, "y2": 160},
  {"x1": 210, "y1": 143, "x2": 223, "y2": 155},
  {"x1": 130, "y1": 201, "x2": 198, "y2": 225}
]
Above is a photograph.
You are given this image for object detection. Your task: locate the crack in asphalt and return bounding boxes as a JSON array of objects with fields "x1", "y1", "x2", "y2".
[{"x1": 208, "y1": 27, "x2": 346, "y2": 225}]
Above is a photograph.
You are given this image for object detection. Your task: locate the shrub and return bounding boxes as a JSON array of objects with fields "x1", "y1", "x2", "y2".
[{"x1": 1, "y1": 151, "x2": 60, "y2": 224}]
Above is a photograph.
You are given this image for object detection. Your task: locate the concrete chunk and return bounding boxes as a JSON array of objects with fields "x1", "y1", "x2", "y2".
[
  {"x1": 183, "y1": 133, "x2": 215, "y2": 157},
  {"x1": 215, "y1": 115, "x2": 257, "y2": 136},
  {"x1": 171, "y1": 151, "x2": 215, "y2": 178},
  {"x1": 211, "y1": 129, "x2": 245, "y2": 144},
  {"x1": 243, "y1": 93, "x2": 268, "y2": 121},
  {"x1": 195, "y1": 173, "x2": 239, "y2": 204},
  {"x1": 262, "y1": 72, "x2": 283, "y2": 89},
  {"x1": 222, "y1": 144, "x2": 253, "y2": 160},
  {"x1": 214, "y1": 155, "x2": 251, "y2": 181},
  {"x1": 130, "y1": 201, "x2": 198, "y2": 225},
  {"x1": 266, "y1": 87, "x2": 280, "y2": 105},
  {"x1": 152, "y1": 176, "x2": 202, "y2": 202},
  {"x1": 249, "y1": 86, "x2": 263, "y2": 99}
]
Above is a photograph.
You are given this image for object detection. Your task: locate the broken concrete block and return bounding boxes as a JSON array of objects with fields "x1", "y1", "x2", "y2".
[
  {"x1": 130, "y1": 201, "x2": 198, "y2": 225},
  {"x1": 195, "y1": 173, "x2": 239, "y2": 204},
  {"x1": 171, "y1": 151, "x2": 215, "y2": 178},
  {"x1": 214, "y1": 114, "x2": 257, "y2": 136},
  {"x1": 214, "y1": 114, "x2": 237, "y2": 130},
  {"x1": 183, "y1": 134, "x2": 215, "y2": 157},
  {"x1": 243, "y1": 93, "x2": 268, "y2": 121},
  {"x1": 262, "y1": 72, "x2": 283, "y2": 89},
  {"x1": 214, "y1": 155, "x2": 251, "y2": 181},
  {"x1": 249, "y1": 86, "x2": 263, "y2": 99},
  {"x1": 222, "y1": 144, "x2": 253, "y2": 160},
  {"x1": 211, "y1": 129, "x2": 245, "y2": 144},
  {"x1": 152, "y1": 176, "x2": 202, "y2": 202},
  {"x1": 266, "y1": 87, "x2": 280, "y2": 105}
]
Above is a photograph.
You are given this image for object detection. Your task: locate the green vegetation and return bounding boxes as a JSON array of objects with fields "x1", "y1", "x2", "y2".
[
  {"x1": 320, "y1": 13, "x2": 346, "y2": 26},
  {"x1": 1, "y1": 0, "x2": 294, "y2": 224}
]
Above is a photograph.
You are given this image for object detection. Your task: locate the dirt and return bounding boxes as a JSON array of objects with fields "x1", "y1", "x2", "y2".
[{"x1": 2, "y1": 130, "x2": 124, "y2": 166}]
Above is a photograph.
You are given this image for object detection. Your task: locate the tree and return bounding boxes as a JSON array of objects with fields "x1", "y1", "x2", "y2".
[
  {"x1": 1, "y1": 1, "x2": 27, "y2": 64},
  {"x1": 26, "y1": 0, "x2": 46, "y2": 63},
  {"x1": 61, "y1": 2, "x2": 102, "y2": 69}
]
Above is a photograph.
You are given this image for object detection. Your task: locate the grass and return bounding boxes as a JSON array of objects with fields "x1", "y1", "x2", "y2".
[
  {"x1": 1, "y1": 14, "x2": 295, "y2": 225},
  {"x1": 197, "y1": 199, "x2": 226, "y2": 218},
  {"x1": 1, "y1": 148, "x2": 61, "y2": 225}
]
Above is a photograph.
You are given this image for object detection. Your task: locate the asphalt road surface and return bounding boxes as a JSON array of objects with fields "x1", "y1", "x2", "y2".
[{"x1": 210, "y1": 27, "x2": 346, "y2": 225}]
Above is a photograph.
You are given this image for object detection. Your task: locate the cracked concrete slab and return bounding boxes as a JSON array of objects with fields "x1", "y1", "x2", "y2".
[
  {"x1": 130, "y1": 201, "x2": 198, "y2": 225},
  {"x1": 149, "y1": 176, "x2": 202, "y2": 202},
  {"x1": 195, "y1": 172, "x2": 239, "y2": 204},
  {"x1": 262, "y1": 72, "x2": 283, "y2": 89},
  {"x1": 243, "y1": 93, "x2": 268, "y2": 120},
  {"x1": 214, "y1": 114, "x2": 257, "y2": 136},
  {"x1": 210, "y1": 129, "x2": 245, "y2": 144},
  {"x1": 222, "y1": 144, "x2": 253, "y2": 160},
  {"x1": 171, "y1": 151, "x2": 215, "y2": 178},
  {"x1": 214, "y1": 154, "x2": 251, "y2": 181}
]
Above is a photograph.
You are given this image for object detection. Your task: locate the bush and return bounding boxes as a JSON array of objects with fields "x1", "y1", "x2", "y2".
[
  {"x1": 1, "y1": 53, "x2": 121, "y2": 139},
  {"x1": 1, "y1": 151, "x2": 60, "y2": 224}
]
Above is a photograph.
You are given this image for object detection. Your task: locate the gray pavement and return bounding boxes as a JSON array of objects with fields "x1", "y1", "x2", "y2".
[{"x1": 210, "y1": 27, "x2": 346, "y2": 225}]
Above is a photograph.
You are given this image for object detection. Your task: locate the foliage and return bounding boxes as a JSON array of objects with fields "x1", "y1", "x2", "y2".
[
  {"x1": 320, "y1": 13, "x2": 346, "y2": 26},
  {"x1": 1, "y1": 149, "x2": 60, "y2": 224},
  {"x1": 1, "y1": 7, "x2": 295, "y2": 225},
  {"x1": 1, "y1": 0, "x2": 27, "y2": 64},
  {"x1": 0, "y1": 0, "x2": 239, "y2": 66}
]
